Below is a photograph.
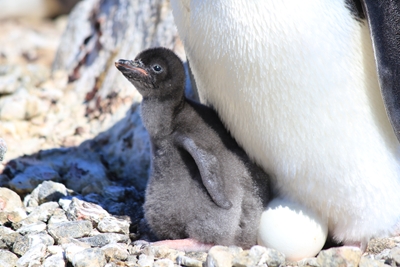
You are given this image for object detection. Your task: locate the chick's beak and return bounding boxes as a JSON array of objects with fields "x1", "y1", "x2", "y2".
[{"x1": 115, "y1": 59, "x2": 149, "y2": 76}]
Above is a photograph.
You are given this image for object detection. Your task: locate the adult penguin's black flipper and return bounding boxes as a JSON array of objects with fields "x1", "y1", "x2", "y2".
[{"x1": 362, "y1": 0, "x2": 400, "y2": 141}]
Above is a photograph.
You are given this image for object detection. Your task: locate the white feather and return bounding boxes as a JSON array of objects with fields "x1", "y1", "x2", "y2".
[{"x1": 171, "y1": 0, "x2": 400, "y2": 245}]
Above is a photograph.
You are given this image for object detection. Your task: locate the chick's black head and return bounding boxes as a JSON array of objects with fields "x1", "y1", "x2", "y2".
[{"x1": 115, "y1": 47, "x2": 185, "y2": 98}]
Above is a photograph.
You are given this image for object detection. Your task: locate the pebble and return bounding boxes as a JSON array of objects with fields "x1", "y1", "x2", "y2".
[
  {"x1": 78, "y1": 233, "x2": 130, "y2": 247},
  {"x1": 62, "y1": 197, "x2": 110, "y2": 223},
  {"x1": 358, "y1": 257, "x2": 388, "y2": 267},
  {"x1": 97, "y1": 216, "x2": 130, "y2": 234},
  {"x1": 177, "y1": 255, "x2": 203, "y2": 267},
  {"x1": 15, "y1": 221, "x2": 47, "y2": 235},
  {"x1": 206, "y1": 246, "x2": 233, "y2": 267},
  {"x1": 19, "y1": 201, "x2": 60, "y2": 224},
  {"x1": 101, "y1": 243, "x2": 129, "y2": 261},
  {"x1": 15, "y1": 243, "x2": 47, "y2": 267},
  {"x1": 316, "y1": 246, "x2": 362, "y2": 267},
  {"x1": 47, "y1": 220, "x2": 93, "y2": 240},
  {"x1": 154, "y1": 258, "x2": 175, "y2": 267},
  {"x1": 42, "y1": 254, "x2": 66, "y2": 267},
  {"x1": 32, "y1": 181, "x2": 68, "y2": 205},
  {"x1": 138, "y1": 254, "x2": 155, "y2": 267},
  {"x1": 0, "y1": 249, "x2": 18, "y2": 267},
  {"x1": 72, "y1": 248, "x2": 107, "y2": 267}
]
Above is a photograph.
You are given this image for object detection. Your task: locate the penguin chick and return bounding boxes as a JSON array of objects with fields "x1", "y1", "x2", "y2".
[{"x1": 115, "y1": 47, "x2": 270, "y2": 251}]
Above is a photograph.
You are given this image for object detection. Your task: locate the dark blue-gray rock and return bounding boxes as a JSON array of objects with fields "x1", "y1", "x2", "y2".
[
  {"x1": 47, "y1": 220, "x2": 92, "y2": 240},
  {"x1": 71, "y1": 248, "x2": 107, "y2": 267},
  {"x1": 78, "y1": 233, "x2": 129, "y2": 247},
  {"x1": 97, "y1": 217, "x2": 130, "y2": 235},
  {"x1": 0, "y1": 249, "x2": 18, "y2": 267},
  {"x1": 62, "y1": 158, "x2": 109, "y2": 193},
  {"x1": 9, "y1": 165, "x2": 60, "y2": 194}
]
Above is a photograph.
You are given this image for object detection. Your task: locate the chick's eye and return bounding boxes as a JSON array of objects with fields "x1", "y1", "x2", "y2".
[{"x1": 152, "y1": 65, "x2": 163, "y2": 72}]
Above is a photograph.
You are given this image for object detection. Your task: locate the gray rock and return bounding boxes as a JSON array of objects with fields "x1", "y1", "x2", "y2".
[
  {"x1": 31, "y1": 181, "x2": 68, "y2": 205},
  {"x1": 359, "y1": 257, "x2": 387, "y2": 267},
  {"x1": 16, "y1": 221, "x2": 47, "y2": 235},
  {"x1": 141, "y1": 245, "x2": 185, "y2": 262},
  {"x1": 0, "y1": 138, "x2": 6, "y2": 162},
  {"x1": 47, "y1": 245, "x2": 64, "y2": 255},
  {"x1": 0, "y1": 249, "x2": 18, "y2": 267},
  {"x1": 42, "y1": 254, "x2": 66, "y2": 267},
  {"x1": 0, "y1": 227, "x2": 21, "y2": 249},
  {"x1": 97, "y1": 216, "x2": 130, "y2": 235},
  {"x1": 47, "y1": 220, "x2": 92, "y2": 240},
  {"x1": 18, "y1": 202, "x2": 60, "y2": 226},
  {"x1": 298, "y1": 257, "x2": 320, "y2": 267},
  {"x1": 389, "y1": 247, "x2": 400, "y2": 266},
  {"x1": 138, "y1": 254, "x2": 155, "y2": 267},
  {"x1": 9, "y1": 165, "x2": 60, "y2": 194},
  {"x1": 64, "y1": 243, "x2": 90, "y2": 263},
  {"x1": 62, "y1": 197, "x2": 109, "y2": 223},
  {"x1": 72, "y1": 248, "x2": 107, "y2": 267},
  {"x1": 177, "y1": 255, "x2": 203, "y2": 267},
  {"x1": 316, "y1": 247, "x2": 362, "y2": 267},
  {"x1": 59, "y1": 237, "x2": 92, "y2": 248},
  {"x1": 374, "y1": 248, "x2": 391, "y2": 262},
  {"x1": 154, "y1": 258, "x2": 175, "y2": 267},
  {"x1": 101, "y1": 243, "x2": 129, "y2": 261},
  {"x1": 206, "y1": 246, "x2": 233, "y2": 267},
  {"x1": 13, "y1": 232, "x2": 54, "y2": 256},
  {"x1": 230, "y1": 245, "x2": 285, "y2": 267},
  {"x1": 16, "y1": 243, "x2": 47, "y2": 267},
  {"x1": 47, "y1": 208, "x2": 69, "y2": 224},
  {"x1": 126, "y1": 254, "x2": 139, "y2": 265},
  {"x1": 78, "y1": 233, "x2": 130, "y2": 247},
  {"x1": 12, "y1": 235, "x2": 30, "y2": 256}
]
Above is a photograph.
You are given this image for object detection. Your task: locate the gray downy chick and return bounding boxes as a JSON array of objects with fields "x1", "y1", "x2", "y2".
[{"x1": 115, "y1": 47, "x2": 271, "y2": 250}]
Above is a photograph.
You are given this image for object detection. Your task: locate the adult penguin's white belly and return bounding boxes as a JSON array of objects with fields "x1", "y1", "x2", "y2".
[{"x1": 170, "y1": 0, "x2": 400, "y2": 246}]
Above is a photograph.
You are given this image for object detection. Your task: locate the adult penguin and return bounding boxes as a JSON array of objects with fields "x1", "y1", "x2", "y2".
[{"x1": 170, "y1": 0, "x2": 400, "y2": 248}]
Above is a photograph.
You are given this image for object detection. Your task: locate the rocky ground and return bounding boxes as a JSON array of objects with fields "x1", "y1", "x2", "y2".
[{"x1": 0, "y1": 14, "x2": 399, "y2": 267}]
